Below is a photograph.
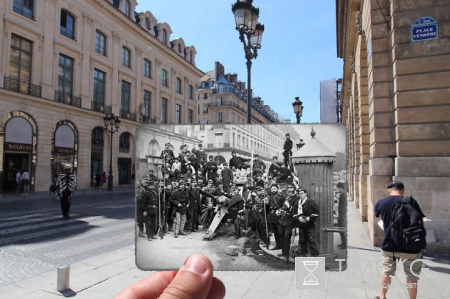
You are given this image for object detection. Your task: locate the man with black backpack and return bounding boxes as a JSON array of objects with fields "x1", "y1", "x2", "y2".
[{"x1": 373, "y1": 181, "x2": 426, "y2": 299}]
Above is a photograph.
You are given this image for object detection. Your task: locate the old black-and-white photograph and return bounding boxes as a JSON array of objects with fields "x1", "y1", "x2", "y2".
[{"x1": 135, "y1": 123, "x2": 346, "y2": 271}]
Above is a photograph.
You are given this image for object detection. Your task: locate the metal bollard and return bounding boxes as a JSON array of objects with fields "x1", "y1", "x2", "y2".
[{"x1": 57, "y1": 265, "x2": 70, "y2": 291}]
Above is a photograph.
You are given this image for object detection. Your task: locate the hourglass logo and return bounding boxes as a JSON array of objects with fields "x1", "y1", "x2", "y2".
[{"x1": 295, "y1": 257, "x2": 326, "y2": 290}]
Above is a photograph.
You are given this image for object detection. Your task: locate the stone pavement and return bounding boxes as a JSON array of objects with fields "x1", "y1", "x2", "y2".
[{"x1": 1, "y1": 196, "x2": 449, "y2": 298}]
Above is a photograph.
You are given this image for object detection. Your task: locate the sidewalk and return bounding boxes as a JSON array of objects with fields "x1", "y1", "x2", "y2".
[{"x1": 1, "y1": 199, "x2": 449, "y2": 299}]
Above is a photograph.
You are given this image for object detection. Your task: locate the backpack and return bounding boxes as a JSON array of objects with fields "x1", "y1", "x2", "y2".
[{"x1": 389, "y1": 196, "x2": 426, "y2": 251}]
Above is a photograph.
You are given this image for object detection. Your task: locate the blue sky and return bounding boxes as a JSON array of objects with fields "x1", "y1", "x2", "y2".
[{"x1": 136, "y1": 1, "x2": 343, "y2": 123}]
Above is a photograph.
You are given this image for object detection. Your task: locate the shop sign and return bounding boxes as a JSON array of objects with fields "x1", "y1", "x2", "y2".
[
  {"x1": 5, "y1": 142, "x2": 32, "y2": 152},
  {"x1": 55, "y1": 147, "x2": 75, "y2": 154},
  {"x1": 411, "y1": 17, "x2": 438, "y2": 42}
]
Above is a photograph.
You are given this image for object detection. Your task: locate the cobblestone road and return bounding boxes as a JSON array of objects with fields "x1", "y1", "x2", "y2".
[{"x1": 0, "y1": 191, "x2": 135, "y2": 287}]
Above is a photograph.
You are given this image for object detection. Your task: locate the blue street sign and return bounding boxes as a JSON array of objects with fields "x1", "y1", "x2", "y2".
[{"x1": 411, "y1": 17, "x2": 438, "y2": 42}]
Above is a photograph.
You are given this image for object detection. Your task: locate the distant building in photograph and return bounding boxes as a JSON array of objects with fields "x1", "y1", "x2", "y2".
[
  {"x1": 337, "y1": 0, "x2": 450, "y2": 253},
  {"x1": 198, "y1": 62, "x2": 282, "y2": 125},
  {"x1": 0, "y1": 0, "x2": 203, "y2": 192}
]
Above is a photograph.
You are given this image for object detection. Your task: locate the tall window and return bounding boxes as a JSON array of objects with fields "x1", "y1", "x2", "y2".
[
  {"x1": 95, "y1": 31, "x2": 106, "y2": 56},
  {"x1": 10, "y1": 34, "x2": 32, "y2": 83},
  {"x1": 119, "y1": 132, "x2": 130, "y2": 153},
  {"x1": 122, "y1": 47, "x2": 130, "y2": 68},
  {"x1": 124, "y1": 0, "x2": 131, "y2": 17},
  {"x1": 188, "y1": 109, "x2": 193, "y2": 124},
  {"x1": 232, "y1": 112, "x2": 235, "y2": 123},
  {"x1": 175, "y1": 104, "x2": 182, "y2": 124},
  {"x1": 188, "y1": 85, "x2": 193, "y2": 99},
  {"x1": 161, "y1": 69, "x2": 168, "y2": 87},
  {"x1": 161, "y1": 98, "x2": 168, "y2": 124},
  {"x1": 204, "y1": 93, "x2": 209, "y2": 99},
  {"x1": 121, "y1": 80, "x2": 131, "y2": 113},
  {"x1": 217, "y1": 98, "x2": 222, "y2": 106},
  {"x1": 143, "y1": 59, "x2": 151, "y2": 78},
  {"x1": 162, "y1": 29, "x2": 167, "y2": 45},
  {"x1": 58, "y1": 54, "x2": 74, "y2": 94},
  {"x1": 60, "y1": 10, "x2": 75, "y2": 40},
  {"x1": 217, "y1": 112, "x2": 223, "y2": 123},
  {"x1": 145, "y1": 18, "x2": 151, "y2": 30},
  {"x1": 13, "y1": 0, "x2": 34, "y2": 19},
  {"x1": 176, "y1": 78, "x2": 182, "y2": 94},
  {"x1": 93, "y1": 69, "x2": 105, "y2": 104},
  {"x1": 143, "y1": 90, "x2": 151, "y2": 120}
]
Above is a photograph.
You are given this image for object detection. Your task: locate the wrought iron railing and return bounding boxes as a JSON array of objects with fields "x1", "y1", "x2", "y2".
[
  {"x1": 120, "y1": 109, "x2": 137, "y2": 121},
  {"x1": 54, "y1": 90, "x2": 82, "y2": 107},
  {"x1": 4, "y1": 77, "x2": 42, "y2": 97},
  {"x1": 91, "y1": 101, "x2": 112, "y2": 114}
]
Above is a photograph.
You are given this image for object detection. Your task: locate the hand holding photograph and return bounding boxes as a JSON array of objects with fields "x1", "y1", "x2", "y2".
[{"x1": 135, "y1": 123, "x2": 347, "y2": 271}]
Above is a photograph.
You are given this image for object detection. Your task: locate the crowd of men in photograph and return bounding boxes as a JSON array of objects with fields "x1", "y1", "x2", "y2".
[{"x1": 136, "y1": 136, "x2": 326, "y2": 262}]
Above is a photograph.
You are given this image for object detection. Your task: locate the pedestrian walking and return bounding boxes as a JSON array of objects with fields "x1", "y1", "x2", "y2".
[
  {"x1": 55, "y1": 166, "x2": 77, "y2": 220},
  {"x1": 101, "y1": 171, "x2": 107, "y2": 187},
  {"x1": 95, "y1": 172, "x2": 101, "y2": 189},
  {"x1": 21, "y1": 169, "x2": 30, "y2": 197},
  {"x1": 373, "y1": 181, "x2": 426, "y2": 299},
  {"x1": 16, "y1": 170, "x2": 22, "y2": 194}
]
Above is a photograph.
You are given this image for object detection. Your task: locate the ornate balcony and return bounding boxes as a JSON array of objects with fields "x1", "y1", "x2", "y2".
[
  {"x1": 91, "y1": 101, "x2": 112, "y2": 114},
  {"x1": 54, "y1": 91, "x2": 81, "y2": 107},
  {"x1": 4, "y1": 77, "x2": 42, "y2": 97},
  {"x1": 120, "y1": 109, "x2": 137, "y2": 121}
]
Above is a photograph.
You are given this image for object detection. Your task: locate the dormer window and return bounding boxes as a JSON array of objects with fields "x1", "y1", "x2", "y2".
[
  {"x1": 178, "y1": 43, "x2": 182, "y2": 53},
  {"x1": 145, "y1": 18, "x2": 151, "y2": 30},
  {"x1": 124, "y1": 0, "x2": 131, "y2": 17},
  {"x1": 162, "y1": 29, "x2": 167, "y2": 45}
]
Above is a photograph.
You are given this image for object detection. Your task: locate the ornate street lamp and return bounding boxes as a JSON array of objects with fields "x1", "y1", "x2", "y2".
[
  {"x1": 103, "y1": 113, "x2": 120, "y2": 191},
  {"x1": 232, "y1": 0, "x2": 264, "y2": 123},
  {"x1": 292, "y1": 97, "x2": 304, "y2": 124}
]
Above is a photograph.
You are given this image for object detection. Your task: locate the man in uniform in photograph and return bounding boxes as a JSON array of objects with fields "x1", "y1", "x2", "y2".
[
  {"x1": 283, "y1": 133, "x2": 293, "y2": 168},
  {"x1": 187, "y1": 181, "x2": 215, "y2": 233},
  {"x1": 276, "y1": 166, "x2": 295, "y2": 185},
  {"x1": 136, "y1": 180, "x2": 147, "y2": 237},
  {"x1": 254, "y1": 186, "x2": 270, "y2": 248},
  {"x1": 226, "y1": 187, "x2": 245, "y2": 239},
  {"x1": 268, "y1": 156, "x2": 282, "y2": 179},
  {"x1": 171, "y1": 158, "x2": 181, "y2": 180},
  {"x1": 267, "y1": 184, "x2": 284, "y2": 250},
  {"x1": 277, "y1": 184, "x2": 299, "y2": 262},
  {"x1": 220, "y1": 162, "x2": 233, "y2": 193},
  {"x1": 294, "y1": 188, "x2": 320, "y2": 257},
  {"x1": 170, "y1": 180, "x2": 190, "y2": 238},
  {"x1": 205, "y1": 155, "x2": 218, "y2": 182},
  {"x1": 229, "y1": 151, "x2": 251, "y2": 170},
  {"x1": 142, "y1": 181, "x2": 159, "y2": 241},
  {"x1": 160, "y1": 142, "x2": 175, "y2": 166},
  {"x1": 252, "y1": 154, "x2": 266, "y2": 178},
  {"x1": 195, "y1": 143, "x2": 207, "y2": 172},
  {"x1": 254, "y1": 173, "x2": 265, "y2": 189}
]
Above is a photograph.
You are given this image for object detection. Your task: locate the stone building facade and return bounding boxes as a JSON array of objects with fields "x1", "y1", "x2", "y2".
[
  {"x1": 337, "y1": 0, "x2": 450, "y2": 253},
  {"x1": 0, "y1": 0, "x2": 203, "y2": 193}
]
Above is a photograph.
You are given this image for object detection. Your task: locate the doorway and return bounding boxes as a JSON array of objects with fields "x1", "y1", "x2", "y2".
[
  {"x1": 118, "y1": 157, "x2": 131, "y2": 185},
  {"x1": 4, "y1": 153, "x2": 29, "y2": 193}
]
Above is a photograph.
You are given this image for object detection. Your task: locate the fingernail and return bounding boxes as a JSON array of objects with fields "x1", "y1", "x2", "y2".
[{"x1": 183, "y1": 255, "x2": 207, "y2": 275}]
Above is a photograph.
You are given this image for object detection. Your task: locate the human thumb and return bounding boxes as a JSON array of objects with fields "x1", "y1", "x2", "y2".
[{"x1": 160, "y1": 254, "x2": 213, "y2": 299}]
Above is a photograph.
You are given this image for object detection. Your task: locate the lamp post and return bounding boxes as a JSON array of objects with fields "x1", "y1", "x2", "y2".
[
  {"x1": 103, "y1": 113, "x2": 120, "y2": 191},
  {"x1": 232, "y1": 0, "x2": 264, "y2": 124},
  {"x1": 292, "y1": 97, "x2": 304, "y2": 124}
]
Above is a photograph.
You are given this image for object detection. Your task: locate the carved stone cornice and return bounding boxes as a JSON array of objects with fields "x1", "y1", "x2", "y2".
[
  {"x1": 82, "y1": 12, "x2": 93, "y2": 26},
  {"x1": 355, "y1": 11, "x2": 362, "y2": 35},
  {"x1": 112, "y1": 31, "x2": 121, "y2": 43}
]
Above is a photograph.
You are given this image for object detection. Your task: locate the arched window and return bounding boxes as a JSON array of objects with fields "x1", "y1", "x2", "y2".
[
  {"x1": 60, "y1": 10, "x2": 75, "y2": 40},
  {"x1": 122, "y1": 47, "x2": 130, "y2": 68}
]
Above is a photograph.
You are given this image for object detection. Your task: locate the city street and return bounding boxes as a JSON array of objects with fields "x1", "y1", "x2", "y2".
[{"x1": 0, "y1": 190, "x2": 135, "y2": 287}]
